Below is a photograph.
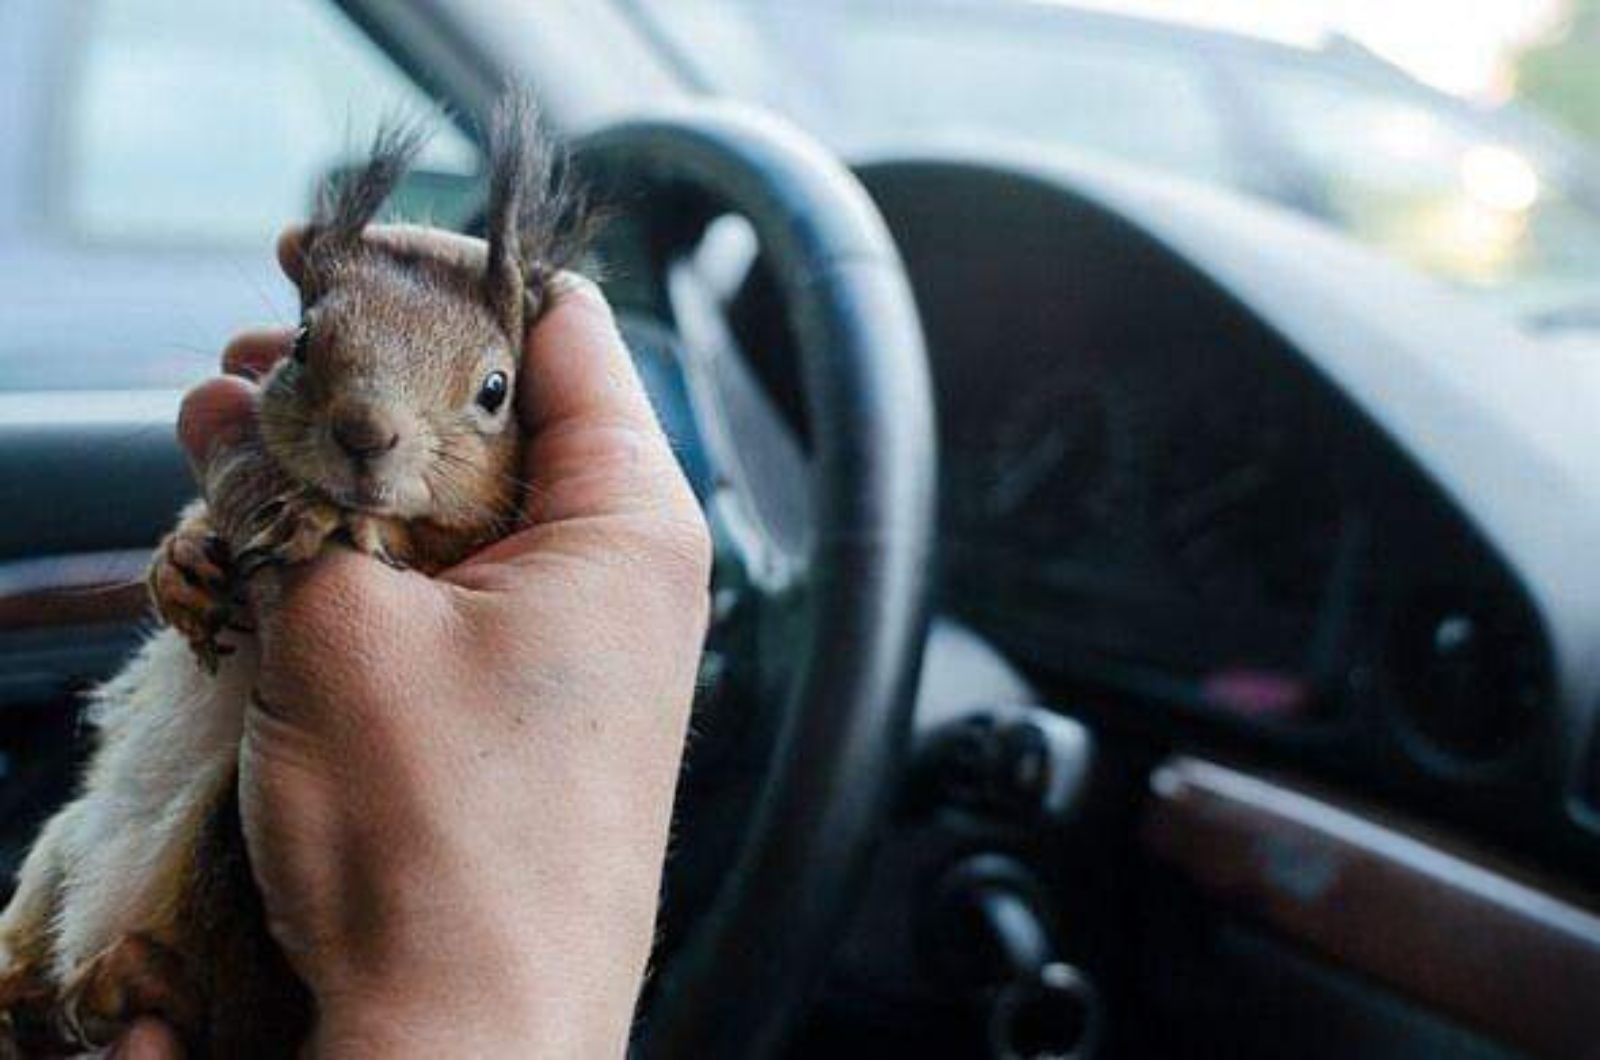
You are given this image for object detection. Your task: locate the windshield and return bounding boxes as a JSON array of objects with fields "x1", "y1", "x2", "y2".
[{"x1": 629, "y1": 0, "x2": 1600, "y2": 333}]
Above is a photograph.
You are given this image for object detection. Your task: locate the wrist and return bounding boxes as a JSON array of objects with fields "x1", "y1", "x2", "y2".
[
  {"x1": 311, "y1": 1006, "x2": 541, "y2": 1059},
  {"x1": 310, "y1": 988, "x2": 615, "y2": 1060},
  {"x1": 308, "y1": 953, "x2": 640, "y2": 1060}
]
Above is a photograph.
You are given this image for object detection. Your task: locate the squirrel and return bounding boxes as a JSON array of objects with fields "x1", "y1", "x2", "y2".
[{"x1": 0, "y1": 90, "x2": 587, "y2": 1057}]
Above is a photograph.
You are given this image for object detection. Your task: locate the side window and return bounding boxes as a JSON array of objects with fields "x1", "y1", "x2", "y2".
[{"x1": 58, "y1": 0, "x2": 480, "y2": 245}]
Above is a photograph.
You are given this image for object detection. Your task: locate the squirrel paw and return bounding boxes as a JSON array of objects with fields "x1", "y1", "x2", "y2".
[
  {"x1": 234, "y1": 499, "x2": 411, "y2": 574},
  {"x1": 55, "y1": 933, "x2": 197, "y2": 1053},
  {"x1": 0, "y1": 965, "x2": 59, "y2": 1059},
  {"x1": 234, "y1": 493, "x2": 345, "y2": 576},
  {"x1": 347, "y1": 515, "x2": 410, "y2": 570},
  {"x1": 150, "y1": 520, "x2": 240, "y2": 672}
]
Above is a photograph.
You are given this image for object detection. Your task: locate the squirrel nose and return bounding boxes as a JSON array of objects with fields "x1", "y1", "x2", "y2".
[{"x1": 331, "y1": 406, "x2": 401, "y2": 461}]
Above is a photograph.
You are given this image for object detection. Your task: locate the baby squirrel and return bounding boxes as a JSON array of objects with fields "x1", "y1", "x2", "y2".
[{"x1": 0, "y1": 91, "x2": 586, "y2": 1057}]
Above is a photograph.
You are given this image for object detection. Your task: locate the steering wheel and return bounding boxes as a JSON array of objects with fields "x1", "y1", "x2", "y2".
[{"x1": 574, "y1": 105, "x2": 937, "y2": 1057}]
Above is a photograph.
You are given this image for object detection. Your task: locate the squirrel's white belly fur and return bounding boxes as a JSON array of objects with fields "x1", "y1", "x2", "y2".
[{"x1": 0, "y1": 629, "x2": 253, "y2": 981}]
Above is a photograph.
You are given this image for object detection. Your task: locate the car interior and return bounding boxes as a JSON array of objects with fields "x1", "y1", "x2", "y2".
[{"x1": 3, "y1": 1, "x2": 1600, "y2": 1058}]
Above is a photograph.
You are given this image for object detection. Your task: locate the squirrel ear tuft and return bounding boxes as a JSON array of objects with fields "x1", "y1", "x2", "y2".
[
  {"x1": 482, "y1": 85, "x2": 592, "y2": 340},
  {"x1": 483, "y1": 89, "x2": 536, "y2": 340},
  {"x1": 299, "y1": 118, "x2": 430, "y2": 302}
]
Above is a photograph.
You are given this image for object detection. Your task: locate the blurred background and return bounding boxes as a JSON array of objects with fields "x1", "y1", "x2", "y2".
[
  {"x1": 3, "y1": 0, "x2": 1600, "y2": 388},
  {"x1": 634, "y1": 0, "x2": 1600, "y2": 324}
]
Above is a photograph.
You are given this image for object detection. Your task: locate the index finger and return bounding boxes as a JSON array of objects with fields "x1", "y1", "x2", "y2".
[
  {"x1": 276, "y1": 224, "x2": 656, "y2": 432},
  {"x1": 276, "y1": 223, "x2": 487, "y2": 286},
  {"x1": 277, "y1": 224, "x2": 659, "y2": 434},
  {"x1": 279, "y1": 224, "x2": 682, "y2": 536}
]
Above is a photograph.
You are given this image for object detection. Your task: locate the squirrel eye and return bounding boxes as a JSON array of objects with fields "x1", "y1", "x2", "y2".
[
  {"x1": 476, "y1": 370, "x2": 509, "y2": 414},
  {"x1": 291, "y1": 324, "x2": 310, "y2": 364}
]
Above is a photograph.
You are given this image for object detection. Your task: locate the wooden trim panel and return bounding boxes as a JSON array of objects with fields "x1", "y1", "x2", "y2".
[
  {"x1": 1144, "y1": 757, "x2": 1600, "y2": 1059},
  {"x1": 0, "y1": 551, "x2": 151, "y2": 632}
]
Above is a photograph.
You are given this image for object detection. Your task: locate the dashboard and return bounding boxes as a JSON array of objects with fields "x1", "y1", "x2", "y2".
[
  {"x1": 852, "y1": 156, "x2": 1590, "y2": 870},
  {"x1": 936, "y1": 268, "x2": 1545, "y2": 752},
  {"x1": 593, "y1": 144, "x2": 1596, "y2": 876}
]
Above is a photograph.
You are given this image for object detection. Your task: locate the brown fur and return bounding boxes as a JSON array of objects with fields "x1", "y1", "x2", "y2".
[{"x1": 0, "y1": 88, "x2": 587, "y2": 1055}]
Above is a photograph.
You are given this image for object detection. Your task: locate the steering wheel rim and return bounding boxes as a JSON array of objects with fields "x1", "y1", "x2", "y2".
[{"x1": 576, "y1": 104, "x2": 937, "y2": 1058}]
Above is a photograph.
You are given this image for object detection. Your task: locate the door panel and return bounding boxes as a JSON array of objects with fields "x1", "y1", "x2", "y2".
[
  {"x1": 0, "y1": 395, "x2": 189, "y2": 878},
  {"x1": 0, "y1": 395, "x2": 188, "y2": 702}
]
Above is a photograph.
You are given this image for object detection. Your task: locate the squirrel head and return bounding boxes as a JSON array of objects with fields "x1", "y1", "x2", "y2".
[{"x1": 257, "y1": 93, "x2": 585, "y2": 536}]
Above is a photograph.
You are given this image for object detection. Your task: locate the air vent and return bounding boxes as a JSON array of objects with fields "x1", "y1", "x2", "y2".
[{"x1": 1387, "y1": 587, "x2": 1549, "y2": 768}]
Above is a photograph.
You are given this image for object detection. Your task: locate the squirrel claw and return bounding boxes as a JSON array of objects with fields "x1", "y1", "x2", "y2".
[
  {"x1": 375, "y1": 549, "x2": 409, "y2": 572},
  {"x1": 235, "y1": 495, "x2": 344, "y2": 573},
  {"x1": 55, "y1": 933, "x2": 198, "y2": 1054},
  {"x1": 192, "y1": 641, "x2": 220, "y2": 676},
  {"x1": 150, "y1": 518, "x2": 239, "y2": 668},
  {"x1": 0, "y1": 965, "x2": 61, "y2": 1058},
  {"x1": 344, "y1": 515, "x2": 410, "y2": 569},
  {"x1": 231, "y1": 547, "x2": 282, "y2": 582}
]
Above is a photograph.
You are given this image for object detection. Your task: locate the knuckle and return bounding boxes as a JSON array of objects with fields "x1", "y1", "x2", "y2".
[
  {"x1": 578, "y1": 506, "x2": 713, "y2": 624},
  {"x1": 639, "y1": 506, "x2": 715, "y2": 601}
]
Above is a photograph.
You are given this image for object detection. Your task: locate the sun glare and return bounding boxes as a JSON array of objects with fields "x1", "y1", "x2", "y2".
[{"x1": 1460, "y1": 144, "x2": 1543, "y2": 212}]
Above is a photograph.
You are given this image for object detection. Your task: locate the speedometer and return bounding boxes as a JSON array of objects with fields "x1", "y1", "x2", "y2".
[
  {"x1": 974, "y1": 366, "x2": 1143, "y2": 548},
  {"x1": 1156, "y1": 387, "x2": 1345, "y2": 616}
]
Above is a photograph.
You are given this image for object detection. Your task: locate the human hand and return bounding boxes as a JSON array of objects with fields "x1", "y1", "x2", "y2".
[
  {"x1": 94, "y1": 1018, "x2": 184, "y2": 1059},
  {"x1": 170, "y1": 225, "x2": 710, "y2": 1058}
]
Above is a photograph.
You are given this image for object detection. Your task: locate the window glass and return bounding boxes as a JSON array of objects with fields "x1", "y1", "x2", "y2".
[
  {"x1": 642, "y1": 3, "x2": 1241, "y2": 188},
  {"x1": 62, "y1": 0, "x2": 479, "y2": 245},
  {"x1": 0, "y1": 0, "x2": 481, "y2": 393}
]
